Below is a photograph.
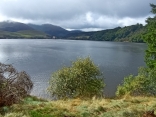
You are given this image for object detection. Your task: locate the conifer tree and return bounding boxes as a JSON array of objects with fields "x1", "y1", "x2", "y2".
[{"x1": 144, "y1": 4, "x2": 156, "y2": 69}]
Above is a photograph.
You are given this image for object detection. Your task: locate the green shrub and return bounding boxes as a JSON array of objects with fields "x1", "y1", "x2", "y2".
[
  {"x1": 48, "y1": 57, "x2": 105, "y2": 99},
  {"x1": 116, "y1": 67, "x2": 156, "y2": 97}
]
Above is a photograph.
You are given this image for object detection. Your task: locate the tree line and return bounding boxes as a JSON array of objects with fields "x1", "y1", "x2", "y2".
[{"x1": 65, "y1": 24, "x2": 146, "y2": 42}]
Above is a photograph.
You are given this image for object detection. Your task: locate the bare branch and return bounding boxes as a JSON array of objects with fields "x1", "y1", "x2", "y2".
[{"x1": 0, "y1": 62, "x2": 33, "y2": 107}]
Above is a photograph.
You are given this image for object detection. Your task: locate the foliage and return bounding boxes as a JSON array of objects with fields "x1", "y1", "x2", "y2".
[
  {"x1": 143, "y1": 4, "x2": 156, "y2": 69},
  {"x1": 116, "y1": 67, "x2": 156, "y2": 97},
  {"x1": 48, "y1": 57, "x2": 105, "y2": 99},
  {"x1": 117, "y1": 5, "x2": 156, "y2": 96},
  {"x1": 0, "y1": 63, "x2": 33, "y2": 107}
]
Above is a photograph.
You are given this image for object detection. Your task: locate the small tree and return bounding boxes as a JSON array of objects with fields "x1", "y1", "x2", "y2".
[
  {"x1": 116, "y1": 4, "x2": 156, "y2": 97},
  {"x1": 0, "y1": 63, "x2": 33, "y2": 107},
  {"x1": 116, "y1": 67, "x2": 156, "y2": 97},
  {"x1": 48, "y1": 57, "x2": 105, "y2": 99}
]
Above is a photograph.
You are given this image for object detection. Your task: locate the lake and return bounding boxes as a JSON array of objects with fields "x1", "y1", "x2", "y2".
[{"x1": 0, "y1": 39, "x2": 146, "y2": 98}]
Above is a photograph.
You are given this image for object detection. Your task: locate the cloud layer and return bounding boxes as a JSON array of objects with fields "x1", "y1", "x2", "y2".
[{"x1": 0, "y1": 0, "x2": 156, "y2": 31}]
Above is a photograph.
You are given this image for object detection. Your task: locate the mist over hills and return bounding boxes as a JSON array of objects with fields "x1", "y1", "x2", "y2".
[
  {"x1": 0, "y1": 21, "x2": 146, "y2": 42},
  {"x1": 0, "y1": 21, "x2": 34, "y2": 32}
]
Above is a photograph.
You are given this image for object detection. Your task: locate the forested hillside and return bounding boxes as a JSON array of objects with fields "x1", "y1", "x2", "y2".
[{"x1": 65, "y1": 24, "x2": 146, "y2": 42}]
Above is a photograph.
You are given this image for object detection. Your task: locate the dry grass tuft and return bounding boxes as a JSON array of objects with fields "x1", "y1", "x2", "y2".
[{"x1": 1, "y1": 96, "x2": 156, "y2": 117}]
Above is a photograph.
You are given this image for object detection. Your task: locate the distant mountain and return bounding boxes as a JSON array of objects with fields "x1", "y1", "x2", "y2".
[
  {"x1": 28, "y1": 24, "x2": 69, "y2": 37},
  {"x1": 0, "y1": 21, "x2": 34, "y2": 32},
  {"x1": 0, "y1": 21, "x2": 50, "y2": 39}
]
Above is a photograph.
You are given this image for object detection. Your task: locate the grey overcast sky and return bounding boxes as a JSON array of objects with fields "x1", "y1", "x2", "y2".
[{"x1": 0, "y1": 0, "x2": 156, "y2": 31}]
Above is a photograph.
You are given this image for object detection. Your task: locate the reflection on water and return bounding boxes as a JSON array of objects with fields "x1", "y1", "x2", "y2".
[{"x1": 0, "y1": 39, "x2": 146, "y2": 98}]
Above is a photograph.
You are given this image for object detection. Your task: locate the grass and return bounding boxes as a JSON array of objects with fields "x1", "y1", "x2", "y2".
[
  {"x1": 0, "y1": 95, "x2": 156, "y2": 117},
  {"x1": 16, "y1": 30, "x2": 49, "y2": 38},
  {"x1": 0, "y1": 30, "x2": 50, "y2": 39}
]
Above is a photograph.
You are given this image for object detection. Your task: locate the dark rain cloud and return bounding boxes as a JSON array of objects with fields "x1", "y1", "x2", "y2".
[{"x1": 0, "y1": 0, "x2": 156, "y2": 30}]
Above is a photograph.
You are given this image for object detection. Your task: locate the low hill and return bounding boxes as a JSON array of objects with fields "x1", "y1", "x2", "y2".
[
  {"x1": 16, "y1": 30, "x2": 50, "y2": 39},
  {"x1": 0, "y1": 30, "x2": 50, "y2": 39},
  {"x1": 0, "y1": 21, "x2": 50, "y2": 39}
]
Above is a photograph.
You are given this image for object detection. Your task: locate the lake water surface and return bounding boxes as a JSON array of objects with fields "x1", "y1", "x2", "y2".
[{"x1": 0, "y1": 39, "x2": 146, "y2": 98}]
